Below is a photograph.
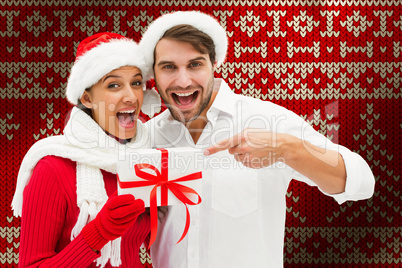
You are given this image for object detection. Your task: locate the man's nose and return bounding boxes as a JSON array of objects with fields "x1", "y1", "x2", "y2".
[{"x1": 175, "y1": 68, "x2": 192, "y2": 88}]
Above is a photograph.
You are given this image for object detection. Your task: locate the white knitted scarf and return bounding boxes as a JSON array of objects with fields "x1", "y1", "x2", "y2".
[{"x1": 11, "y1": 107, "x2": 151, "y2": 267}]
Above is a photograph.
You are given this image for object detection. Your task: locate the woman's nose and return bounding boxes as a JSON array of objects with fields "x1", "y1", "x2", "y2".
[{"x1": 122, "y1": 85, "x2": 138, "y2": 103}]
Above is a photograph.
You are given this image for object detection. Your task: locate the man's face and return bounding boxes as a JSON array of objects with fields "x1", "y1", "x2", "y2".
[{"x1": 153, "y1": 38, "x2": 215, "y2": 123}]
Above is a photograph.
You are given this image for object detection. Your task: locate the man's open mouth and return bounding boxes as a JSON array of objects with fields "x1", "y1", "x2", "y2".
[{"x1": 171, "y1": 91, "x2": 199, "y2": 106}]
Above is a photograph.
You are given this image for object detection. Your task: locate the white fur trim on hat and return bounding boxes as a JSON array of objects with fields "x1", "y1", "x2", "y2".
[
  {"x1": 66, "y1": 39, "x2": 150, "y2": 105},
  {"x1": 142, "y1": 88, "x2": 161, "y2": 118},
  {"x1": 140, "y1": 11, "x2": 228, "y2": 78}
]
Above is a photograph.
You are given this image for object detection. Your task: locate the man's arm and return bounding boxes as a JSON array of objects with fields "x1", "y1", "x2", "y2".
[{"x1": 204, "y1": 128, "x2": 346, "y2": 195}]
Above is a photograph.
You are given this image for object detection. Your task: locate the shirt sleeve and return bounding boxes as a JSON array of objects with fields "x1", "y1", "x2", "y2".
[
  {"x1": 327, "y1": 145, "x2": 375, "y2": 204},
  {"x1": 288, "y1": 115, "x2": 375, "y2": 204},
  {"x1": 19, "y1": 159, "x2": 99, "y2": 268}
]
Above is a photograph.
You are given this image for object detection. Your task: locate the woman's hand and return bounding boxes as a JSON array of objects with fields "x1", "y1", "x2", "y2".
[{"x1": 82, "y1": 193, "x2": 145, "y2": 251}]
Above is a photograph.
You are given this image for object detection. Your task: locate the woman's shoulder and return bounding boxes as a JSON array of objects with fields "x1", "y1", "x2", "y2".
[
  {"x1": 37, "y1": 155, "x2": 76, "y2": 171},
  {"x1": 33, "y1": 156, "x2": 77, "y2": 185},
  {"x1": 30, "y1": 156, "x2": 77, "y2": 197}
]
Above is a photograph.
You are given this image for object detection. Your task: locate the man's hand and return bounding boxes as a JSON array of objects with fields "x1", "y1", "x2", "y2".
[
  {"x1": 204, "y1": 128, "x2": 346, "y2": 194},
  {"x1": 204, "y1": 128, "x2": 293, "y2": 169}
]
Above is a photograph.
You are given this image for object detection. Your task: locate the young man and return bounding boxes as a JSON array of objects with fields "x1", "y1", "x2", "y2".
[{"x1": 141, "y1": 11, "x2": 375, "y2": 268}]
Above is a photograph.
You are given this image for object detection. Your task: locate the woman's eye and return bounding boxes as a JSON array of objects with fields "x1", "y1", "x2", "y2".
[
  {"x1": 107, "y1": 83, "x2": 119, "y2": 89},
  {"x1": 132, "y1": 81, "x2": 143, "y2": 86}
]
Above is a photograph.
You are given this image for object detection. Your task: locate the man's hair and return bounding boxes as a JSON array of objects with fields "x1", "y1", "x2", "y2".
[{"x1": 158, "y1": 24, "x2": 216, "y2": 64}]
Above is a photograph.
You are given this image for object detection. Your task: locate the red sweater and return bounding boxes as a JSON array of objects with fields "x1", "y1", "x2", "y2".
[{"x1": 19, "y1": 156, "x2": 151, "y2": 268}]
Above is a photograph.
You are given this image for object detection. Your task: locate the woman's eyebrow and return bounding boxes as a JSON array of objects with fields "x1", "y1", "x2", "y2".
[
  {"x1": 103, "y1": 75, "x2": 120, "y2": 82},
  {"x1": 103, "y1": 72, "x2": 142, "y2": 82}
]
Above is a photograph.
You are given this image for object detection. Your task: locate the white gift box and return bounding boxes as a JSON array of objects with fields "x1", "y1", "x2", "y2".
[{"x1": 117, "y1": 147, "x2": 203, "y2": 207}]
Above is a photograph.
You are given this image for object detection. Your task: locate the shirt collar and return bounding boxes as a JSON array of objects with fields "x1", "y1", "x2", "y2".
[{"x1": 207, "y1": 78, "x2": 235, "y2": 118}]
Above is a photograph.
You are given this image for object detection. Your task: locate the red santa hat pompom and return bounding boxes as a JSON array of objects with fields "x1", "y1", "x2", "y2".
[
  {"x1": 66, "y1": 32, "x2": 160, "y2": 117},
  {"x1": 140, "y1": 11, "x2": 228, "y2": 79}
]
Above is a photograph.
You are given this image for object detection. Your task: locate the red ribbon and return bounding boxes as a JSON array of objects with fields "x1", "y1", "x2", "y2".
[{"x1": 117, "y1": 148, "x2": 202, "y2": 247}]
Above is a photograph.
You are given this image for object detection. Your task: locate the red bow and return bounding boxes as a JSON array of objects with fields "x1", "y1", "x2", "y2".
[{"x1": 117, "y1": 148, "x2": 202, "y2": 247}]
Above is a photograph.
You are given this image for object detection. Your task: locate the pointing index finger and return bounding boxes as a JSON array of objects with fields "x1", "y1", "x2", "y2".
[{"x1": 204, "y1": 133, "x2": 242, "y2": 156}]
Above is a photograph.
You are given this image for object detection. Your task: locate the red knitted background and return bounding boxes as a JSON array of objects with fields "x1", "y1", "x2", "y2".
[{"x1": 1, "y1": 1, "x2": 401, "y2": 267}]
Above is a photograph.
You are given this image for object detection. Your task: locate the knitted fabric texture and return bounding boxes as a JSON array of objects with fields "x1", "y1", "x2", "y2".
[{"x1": 12, "y1": 107, "x2": 151, "y2": 267}]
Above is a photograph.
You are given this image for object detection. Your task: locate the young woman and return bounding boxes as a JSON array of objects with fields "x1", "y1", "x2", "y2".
[{"x1": 12, "y1": 32, "x2": 161, "y2": 268}]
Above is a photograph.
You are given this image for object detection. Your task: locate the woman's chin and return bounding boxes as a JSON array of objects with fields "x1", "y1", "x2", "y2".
[
  {"x1": 108, "y1": 125, "x2": 136, "y2": 141},
  {"x1": 114, "y1": 118, "x2": 136, "y2": 137},
  {"x1": 119, "y1": 128, "x2": 137, "y2": 140}
]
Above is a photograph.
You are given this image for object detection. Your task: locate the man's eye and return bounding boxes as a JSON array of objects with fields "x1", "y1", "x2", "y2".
[
  {"x1": 189, "y1": 62, "x2": 201, "y2": 68},
  {"x1": 163, "y1": 65, "x2": 174, "y2": 69}
]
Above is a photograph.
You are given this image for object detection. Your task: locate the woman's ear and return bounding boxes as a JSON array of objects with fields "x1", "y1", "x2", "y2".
[{"x1": 80, "y1": 91, "x2": 93, "y2": 109}]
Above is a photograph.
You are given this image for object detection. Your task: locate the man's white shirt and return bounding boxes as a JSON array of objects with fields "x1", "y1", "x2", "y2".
[{"x1": 148, "y1": 78, "x2": 375, "y2": 268}]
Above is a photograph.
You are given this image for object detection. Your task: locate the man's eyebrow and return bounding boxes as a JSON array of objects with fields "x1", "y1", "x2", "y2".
[
  {"x1": 190, "y1": 56, "x2": 207, "y2": 62},
  {"x1": 156, "y1": 60, "x2": 174, "y2": 67},
  {"x1": 156, "y1": 56, "x2": 208, "y2": 67}
]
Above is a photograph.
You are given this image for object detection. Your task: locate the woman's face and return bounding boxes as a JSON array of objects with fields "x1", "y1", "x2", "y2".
[{"x1": 80, "y1": 66, "x2": 144, "y2": 140}]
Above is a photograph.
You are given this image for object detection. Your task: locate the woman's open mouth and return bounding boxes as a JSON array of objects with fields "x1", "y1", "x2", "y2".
[
  {"x1": 171, "y1": 90, "x2": 199, "y2": 108},
  {"x1": 117, "y1": 109, "x2": 136, "y2": 128}
]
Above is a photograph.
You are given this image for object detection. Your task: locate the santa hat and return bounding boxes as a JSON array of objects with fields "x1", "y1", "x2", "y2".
[
  {"x1": 66, "y1": 32, "x2": 161, "y2": 117},
  {"x1": 140, "y1": 11, "x2": 228, "y2": 78}
]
